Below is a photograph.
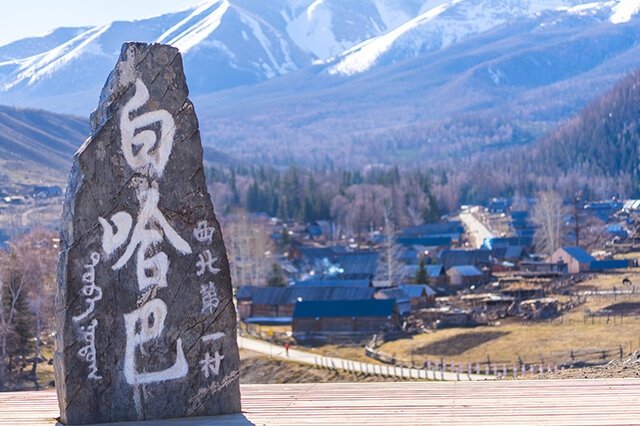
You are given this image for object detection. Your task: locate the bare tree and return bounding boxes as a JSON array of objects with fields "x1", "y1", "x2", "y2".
[
  {"x1": 531, "y1": 190, "x2": 567, "y2": 255},
  {"x1": 0, "y1": 229, "x2": 57, "y2": 389},
  {"x1": 374, "y1": 206, "x2": 403, "y2": 287},
  {"x1": 21, "y1": 230, "x2": 57, "y2": 389},
  {"x1": 222, "y1": 212, "x2": 274, "y2": 288}
]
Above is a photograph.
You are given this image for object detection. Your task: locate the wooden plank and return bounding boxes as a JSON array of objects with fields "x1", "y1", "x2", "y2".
[{"x1": 1, "y1": 379, "x2": 640, "y2": 425}]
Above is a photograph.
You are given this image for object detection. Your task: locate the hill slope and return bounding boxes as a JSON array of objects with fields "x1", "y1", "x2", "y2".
[
  {"x1": 0, "y1": 106, "x2": 88, "y2": 182},
  {"x1": 444, "y1": 67, "x2": 640, "y2": 205}
]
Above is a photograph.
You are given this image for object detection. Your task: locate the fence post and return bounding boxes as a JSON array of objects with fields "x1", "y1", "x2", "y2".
[
  {"x1": 503, "y1": 364, "x2": 507, "y2": 377},
  {"x1": 485, "y1": 364, "x2": 490, "y2": 375},
  {"x1": 476, "y1": 363, "x2": 480, "y2": 375},
  {"x1": 514, "y1": 365, "x2": 517, "y2": 378}
]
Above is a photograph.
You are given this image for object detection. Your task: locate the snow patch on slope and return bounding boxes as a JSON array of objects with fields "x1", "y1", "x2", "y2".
[
  {"x1": 611, "y1": 0, "x2": 640, "y2": 23},
  {"x1": 1, "y1": 24, "x2": 111, "y2": 90},
  {"x1": 374, "y1": 0, "x2": 416, "y2": 30},
  {"x1": 157, "y1": 0, "x2": 229, "y2": 53},
  {"x1": 287, "y1": 0, "x2": 344, "y2": 58},
  {"x1": 328, "y1": 2, "x2": 451, "y2": 76}
]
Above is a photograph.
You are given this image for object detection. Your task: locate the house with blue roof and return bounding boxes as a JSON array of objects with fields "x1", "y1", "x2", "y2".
[
  {"x1": 446, "y1": 265, "x2": 485, "y2": 289},
  {"x1": 438, "y1": 249, "x2": 491, "y2": 270},
  {"x1": 292, "y1": 299, "x2": 400, "y2": 339},
  {"x1": 396, "y1": 264, "x2": 447, "y2": 287},
  {"x1": 374, "y1": 288, "x2": 412, "y2": 315},
  {"x1": 399, "y1": 284, "x2": 437, "y2": 308},
  {"x1": 549, "y1": 246, "x2": 596, "y2": 274}
]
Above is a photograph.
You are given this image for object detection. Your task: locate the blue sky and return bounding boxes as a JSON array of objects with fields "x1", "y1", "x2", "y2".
[{"x1": 0, "y1": 0, "x2": 205, "y2": 46}]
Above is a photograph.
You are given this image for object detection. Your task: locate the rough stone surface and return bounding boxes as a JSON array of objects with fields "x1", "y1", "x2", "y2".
[{"x1": 54, "y1": 42, "x2": 240, "y2": 425}]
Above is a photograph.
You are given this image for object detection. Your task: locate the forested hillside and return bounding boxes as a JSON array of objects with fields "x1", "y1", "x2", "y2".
[
  {"x1": 437, "y1": 68, "x2": 640, "y2": 209},
  {"x1": 206, "y1": 165, "x2": 440, "y2": 231}
]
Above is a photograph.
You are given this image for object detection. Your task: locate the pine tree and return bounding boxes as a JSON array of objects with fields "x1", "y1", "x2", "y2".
[
  {"x1": 267, "y1": 263, "x2": 287, "y2": 287},
  {"x1": 414, "y1": 255, "x2": 429, "y2": 285}
]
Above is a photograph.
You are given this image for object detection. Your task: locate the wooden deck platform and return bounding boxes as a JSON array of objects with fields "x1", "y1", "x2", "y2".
[{"x1": 2, "y1": 379, "x2": 640, "y2": 425}]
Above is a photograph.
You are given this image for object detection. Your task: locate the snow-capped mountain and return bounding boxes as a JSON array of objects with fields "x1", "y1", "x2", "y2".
[
  {"x1": 1, "y1": 0, "x2": 640, "y2": 168},
  {"x1": 0, "y1": 0, "x2": 435, "y2": 115},
  {"x1": 326, "y1": 0, "x2": 639, "y2": 76}
]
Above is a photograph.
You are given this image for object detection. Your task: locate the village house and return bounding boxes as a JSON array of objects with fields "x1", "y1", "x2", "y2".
[
  {"x1": 236, "y1": 286, "x2": 376, "y2": 321},
  {"x1": 548, "y1": 246, "x2": 595, "y2": 274},
  {"x1": 446, "y1": 265, "x2": 485, "y2": 289},
  {"x1": 396, "y1": 264, "x2": 447, "y2": 287},
  {"x1": 519, "y1": 261, "x2": 568, "y2": 277},
  {"x1": 398, "y1": 284, "x2": 436, "y2": 308},
  {"x1": 292, "y1": 299, "x2": 400, "y2": 341},
  {"x1": 374, "y1": 288, "x2": 411, "y2": 315},
  {"x1": 438, "y1": 249, "x2": 491, "y2": 270}
]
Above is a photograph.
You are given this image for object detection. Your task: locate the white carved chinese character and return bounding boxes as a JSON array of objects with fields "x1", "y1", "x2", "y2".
[
  {"x1": 199, "y1": 351, "x2": 224, "y2": 379},
  {"x1": 193, "y1": 220, "x2": 215, "y2": 243},
  {"x1": 196, "y1": 250, "x2": 219, "y2": 277},
  {"x1": 120, "y1": 78, "x2": 175, "y2": 177},
  {"x1": 123, "y1": 299, "x2": 188, "y2": 385},
  {"x1": 200, "y1": 282, "x2": 220, "y2": 315},
  {"x1": 99, "y1": 181, "x2": 191, "y2": 291}
]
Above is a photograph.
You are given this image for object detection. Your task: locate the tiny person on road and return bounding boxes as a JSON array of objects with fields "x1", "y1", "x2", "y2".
[{"x1": 285, "y1": 342, "x2": 291, "y2": 356}]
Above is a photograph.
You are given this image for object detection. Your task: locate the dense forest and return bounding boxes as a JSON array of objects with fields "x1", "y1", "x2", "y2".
[
  {"x1": 205, "y1": 165, "x2": 440, "y2": 232},
  {"x1": 433, "y1": 68, "x2": 640, "y2": 210}
]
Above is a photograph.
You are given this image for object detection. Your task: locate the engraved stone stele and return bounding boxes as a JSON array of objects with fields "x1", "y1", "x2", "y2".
[{"x1": 54, "y1": 42, "x2": 241, "y2": 425}]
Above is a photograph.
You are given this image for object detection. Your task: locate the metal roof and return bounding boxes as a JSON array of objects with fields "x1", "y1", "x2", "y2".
[
  {"x1": 448, "y1": 265, "x2": 483, "y2": 276},
  {"x1": 399, "y1": 284, "x2": 437, "y2": 297},
  {"x1": 291, "y1": 279, "x2": 371, "y2": 288},
  {"x1": 249, "y1": 286, "x2": 376, "y2": 305},
  {"x1": 589, "y1": 260, "x2": 629, "y2": 270},
  {"x1": 438, "y1": 249, "x2": 490, "y2": 270},
  {"x1": 426, "y1": 264, "x2": 444, "y2": 277},
  {"x1": 293, "y1": 299, "x2": 396, "y2": 318},
  {"x1": 560, "y1": 246, "x2": 595, "y2": 264},
  {"x1": 236, "y1": 286, "x2": 256, "y2": 299},
  {"x1": 376, "y1": 288, "x2": 411, "y2": 301}
]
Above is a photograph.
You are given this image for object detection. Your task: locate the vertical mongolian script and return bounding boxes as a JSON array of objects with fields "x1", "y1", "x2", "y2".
[
  {"x1": 73, "y1": 252, "x2": 102, "y2": 380},
  {"x1": 99, "y1": 78, "x2": 189, "y2": 386}
]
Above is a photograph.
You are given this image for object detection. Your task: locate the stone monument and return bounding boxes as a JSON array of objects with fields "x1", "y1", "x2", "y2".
[{"x1": 54, "y1": 42, "x2": 241, "y2": 424}]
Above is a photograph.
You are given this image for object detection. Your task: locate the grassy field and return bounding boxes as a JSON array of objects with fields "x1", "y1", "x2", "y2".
[{"x1": 377, "y1": 270, "x2": 640, "y2": 368}]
